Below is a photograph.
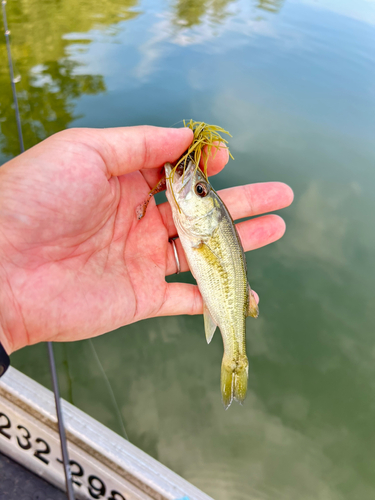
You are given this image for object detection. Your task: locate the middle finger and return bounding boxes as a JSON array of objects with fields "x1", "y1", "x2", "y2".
[{"x1": 165, "y1": 213, "x2": 286, "y2": 276}]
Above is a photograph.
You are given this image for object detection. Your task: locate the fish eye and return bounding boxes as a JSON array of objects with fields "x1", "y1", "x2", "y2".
[{"x1": 195, "y1": 182, "x2": 209, "y2": 197}]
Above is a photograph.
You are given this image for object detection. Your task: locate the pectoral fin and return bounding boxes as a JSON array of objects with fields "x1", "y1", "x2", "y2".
[
  {"x1": 203, "y1": 303, "x2": 217, "y2": 344},
  {"x1": 247, "y1": 285, "x2": 259, "y2": 318}
]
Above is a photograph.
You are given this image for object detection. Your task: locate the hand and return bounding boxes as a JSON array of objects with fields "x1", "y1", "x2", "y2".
[{"x1": 0, "y1": 127, "x2": 293, "y2": 353}]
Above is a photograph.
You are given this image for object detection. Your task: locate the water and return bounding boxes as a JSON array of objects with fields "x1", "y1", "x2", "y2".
[{"x1": 2, "y1": 0, "x2": 375, "y2": 498}]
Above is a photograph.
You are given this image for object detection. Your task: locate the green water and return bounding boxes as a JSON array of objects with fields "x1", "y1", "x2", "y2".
[{"x1": 2, "y1": 0, "x2": 375, "y2": 498}]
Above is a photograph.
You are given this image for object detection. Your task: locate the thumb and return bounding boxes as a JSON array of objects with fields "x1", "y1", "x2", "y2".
[{"x1": 63, "y1": 126, "x2": 194, "y2": 177}]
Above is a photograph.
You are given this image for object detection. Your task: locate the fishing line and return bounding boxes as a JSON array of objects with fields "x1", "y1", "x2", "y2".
[
  {"x1": 2, "y1": 3, "x2": 75, "y2": 499},
  {"x1": 88, "y1": 339, "x2": 129, "y2": 441},
  {"x1": 169, "y1": 119, "x2": 185, "y2": 127}
]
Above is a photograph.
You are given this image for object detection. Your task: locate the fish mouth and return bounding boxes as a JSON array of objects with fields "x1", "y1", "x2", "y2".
[
  {"x1": 165, "y1": 158, "x2": 196, "y2": 191},
  {"x1": 168, "y1": 158, "x2": 195, "y2": 179},
  {"x1": 164, "y1": 162, "x2": 174, "y2": 178},
  {"x1": 176, "y1": 159, "x2": 196, "y2": 198}
]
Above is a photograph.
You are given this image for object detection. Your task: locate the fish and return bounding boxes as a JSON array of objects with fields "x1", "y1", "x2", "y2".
[{"x1": 165, "y1": 159, "x2": 259, "y2": 409}]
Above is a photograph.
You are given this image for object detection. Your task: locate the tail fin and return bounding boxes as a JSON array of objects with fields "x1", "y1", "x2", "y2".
[{"x1": 221, "y1": 355, "x2": 249, "y2": 409}]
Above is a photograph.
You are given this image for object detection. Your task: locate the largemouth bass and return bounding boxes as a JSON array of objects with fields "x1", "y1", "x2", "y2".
[{"x1": 165, "y1": 159, "x2": 259, "y2": 409}]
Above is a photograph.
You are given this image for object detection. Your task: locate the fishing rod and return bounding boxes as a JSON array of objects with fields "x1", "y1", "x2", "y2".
[
  {"x1": 1, "y1": 0, "x2": 23, "y2": 152},
  {"x1": 1, "y1": 2, "x2": 75, "y2": 499},
  {"x1": 48, "y1": 343, "x2": 76, "y2": 500}
]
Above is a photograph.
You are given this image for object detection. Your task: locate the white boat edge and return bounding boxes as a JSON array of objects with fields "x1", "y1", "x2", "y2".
[{"x1": 0, "y1": 367, "x2": 214, "y2": 500}]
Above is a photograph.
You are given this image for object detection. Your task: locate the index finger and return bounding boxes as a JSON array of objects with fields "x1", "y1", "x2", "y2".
[
  {"x1": 219, "y1": 182, "x2": 294, "y2": 220},
  {"x1": 159, "y1": 181, "x2": 294, "y2": 237}
]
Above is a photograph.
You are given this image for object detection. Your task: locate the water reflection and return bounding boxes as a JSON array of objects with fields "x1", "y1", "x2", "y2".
[
  {"x1": 171, "y1": 0, "x2": 284, "y2": 30},
  {"x1": 256, "y1": 0, "x2": 284, "y2": 13},
  {"x1": 1, "y1": 59, "x2": 105, "y2": 157},
  {"x1": 172, "y1": 0, "x2": 235, "y2": 28},
  {"x1": 0, "y1": 0, "x2": 140, "y2": 158}
]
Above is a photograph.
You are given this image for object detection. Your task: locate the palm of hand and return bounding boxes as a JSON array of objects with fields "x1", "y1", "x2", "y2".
[{"x1": 1, "y1": 137, "x2": 173, "y2": 347}]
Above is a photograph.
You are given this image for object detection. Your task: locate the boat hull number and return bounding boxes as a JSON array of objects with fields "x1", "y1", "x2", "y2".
[
  {"x1": 0, "y1": 411, "x2": 126, "y2": 499},
  {"x1": 0, "y1": 407, "x2": 150, "y2": 500}
]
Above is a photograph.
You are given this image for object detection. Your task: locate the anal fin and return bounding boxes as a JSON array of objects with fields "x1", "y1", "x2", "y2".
[{"x1": 203, "y1": 303, "x2": 217, "y2": 344}]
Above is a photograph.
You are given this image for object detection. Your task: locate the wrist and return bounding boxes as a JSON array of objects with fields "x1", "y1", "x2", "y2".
[
  {"x1": 0, "y1": 321, "x2": 12, "y2": 355},
  {"x1": 0, "y1": 338, "x2": 10, "y2": 376},
  {"x1": 0, "y1": 263, "x2": 26, "y2": 355},
  {"x1": 0, "y1": 285, "x2": 14, "y2": 354}
]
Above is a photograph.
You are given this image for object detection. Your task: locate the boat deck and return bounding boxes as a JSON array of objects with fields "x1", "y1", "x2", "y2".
[{"x1": 0, "y1": 450, "x2": 66, "y2": 500}]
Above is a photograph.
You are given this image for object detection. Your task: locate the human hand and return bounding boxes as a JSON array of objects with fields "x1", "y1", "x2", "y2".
[{"x1": 0, "y1": 127, "x2": 293, "y2": 353}]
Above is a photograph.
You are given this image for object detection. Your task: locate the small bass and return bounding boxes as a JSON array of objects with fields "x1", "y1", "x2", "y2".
[{"x1": 165, "y1": 159, "x2": 259, "y2": 409}]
